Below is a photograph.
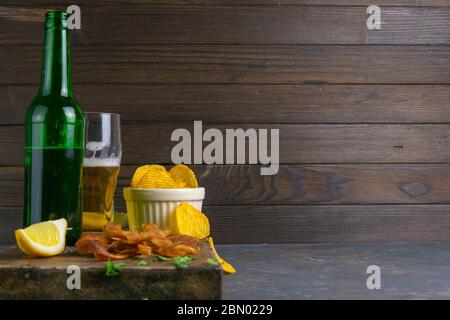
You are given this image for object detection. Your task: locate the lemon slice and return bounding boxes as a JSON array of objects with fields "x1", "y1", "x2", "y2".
[{"x1": 15, "y1": 219, "x2": 67, "y2": 257}]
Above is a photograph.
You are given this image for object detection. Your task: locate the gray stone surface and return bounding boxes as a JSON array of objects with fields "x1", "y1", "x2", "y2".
[{"x1": 218, "y1": 242, "x2": 450, "y2": 300}]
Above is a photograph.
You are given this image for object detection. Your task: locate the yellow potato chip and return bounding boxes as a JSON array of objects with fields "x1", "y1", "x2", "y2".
[
  {"x1": 173, "y1": 202, "x2": 210, "y2": 239},
  {"x1": 131, "y1": 164, "x2": 175, "y2": 189},
  {"x1": 130, "y1": 165, "x2": 153, "y2": 188},
  {"x1": 169, "y1": 164, "x2": 198, "y2": 188},
  {"x1": 175, "y1": 181, "x2": 187, "y2": 188},
  {"x1": 208, "y1": 236, "x2": 236, "y2": 274}
]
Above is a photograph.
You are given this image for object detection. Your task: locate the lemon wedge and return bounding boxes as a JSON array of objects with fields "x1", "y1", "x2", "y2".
[{"x1": 15, "y1": 218, "x2": 67, "y2": 257}]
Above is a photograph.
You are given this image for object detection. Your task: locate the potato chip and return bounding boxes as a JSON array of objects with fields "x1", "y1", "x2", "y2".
[
  {"x1": 208, "y1": 236, "x2": 236, "y2": 274},
  {"x1": 130, "y1": 165, "x2": 153, "y2": 188},
  {"x1": 175, "y1": 181, "x2": 187, "y2": 188},
  {"x1": 169, "y1": 164, "x2": 198, "y2": 188},
  {"x1": 173, "y1": 202, "x2": 210, "y2": 239},
  {"x1": 131, "y1": 165, "x2": 176, "y2": 189}
]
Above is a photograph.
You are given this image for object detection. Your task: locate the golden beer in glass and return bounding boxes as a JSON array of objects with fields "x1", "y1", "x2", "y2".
[{"x1": 82, "y1": 113, "x2": 121, "y2": 230}]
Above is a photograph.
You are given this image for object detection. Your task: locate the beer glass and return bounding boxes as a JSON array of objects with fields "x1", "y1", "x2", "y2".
[{"x1": 83, "y1": 112, "x2": 121, "y2": 231}]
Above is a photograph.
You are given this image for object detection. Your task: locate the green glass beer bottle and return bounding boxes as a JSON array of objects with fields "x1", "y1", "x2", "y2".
[{"x1": 24, "y1": 11, "x2": 83, "y2": 245}]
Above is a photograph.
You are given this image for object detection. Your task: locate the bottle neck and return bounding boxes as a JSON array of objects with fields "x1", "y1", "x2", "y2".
[{"x1": 38, "y1": 26, "x2": 73, "y2": 97}]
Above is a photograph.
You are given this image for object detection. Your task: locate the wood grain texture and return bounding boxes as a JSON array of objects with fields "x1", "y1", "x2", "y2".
[
  {"x1": 0, "y1": 5, "x2": 366, "y2": 45},
  {"x1": 2, "y1": 45, "x2": 450, "y2": 85},
  {"x1": 209, "y1": 205, "x2": 450, "y2": 243},
  {"x1": 1, "y1": 2, "x2": 449, "y2": 246},
  {"x1": 3, "y1": 1, "x2": 450, "y2": 6},
  {"x1": 5, "y1": 164, "x2": 450, "y2": 208},
  {"x1": 101, "y1": 163, "x2": 450, "y2": 207},
  {"x1": 3, "y1": 84, "x2": 450, "y2": 125},
  {"x1": 0, "y1": 241, "x2": 222, "y2": 299},
  {"x1": 0, "y1": 208, "x2": 21, "y2": 244},
  {"x1": 1, "y1": 5, "x2": 450, "y2": 44},
  {"x1": 2, "y1": 205, "x2": 450, "y2": 244},
  {"x1": 2, "y1": 124, "x2": 450, "y2": 166}
]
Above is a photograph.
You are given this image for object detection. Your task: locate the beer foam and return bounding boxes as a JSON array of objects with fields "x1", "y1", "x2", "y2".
[{"x1": 83, "y1": 157, "x2": 121, "y2": 167}]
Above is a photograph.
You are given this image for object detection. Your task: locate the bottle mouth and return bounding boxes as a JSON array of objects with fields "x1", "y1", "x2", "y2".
[{"x1": 45, "y1": 11, "x2": 68, "y2": 29}]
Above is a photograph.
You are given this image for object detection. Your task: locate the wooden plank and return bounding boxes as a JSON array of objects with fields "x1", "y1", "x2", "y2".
[
  {"x1": 5, "y1": 164, "x2": 450, "y2": 207},
  {"x1": 2, "y1": 124, "x2": 450, "y2": 166},
  {"x1": 209, "y1": 205, "x2": 450, "y2": 243},
  {"x1": 2, "y1": 205, "x2": 450, "y2": 244},
  {"x1": 0, "y1": 241, "x2": 222, "y2": 299},
  {"x1": 370, "y1": 7, "x2": 450, "y2": 44},
  {"x1": 4, "y1": 84, "x2": 450, "y2": 125},
  {"x1": 93, "y1": 163, "x2": 450, "y2": 207},
  {"x1": 3, "y1": 1, "x2": 450, "y2": 7},
  {"x1": 0, "y1": 208, "x2": 21, "y2": 244},
  {"x1": 2, "y1": 45, "x2": 450, "y2": 85},
  {"x1": 2, "y1": 6, "x2": 450, "y2": 45}
]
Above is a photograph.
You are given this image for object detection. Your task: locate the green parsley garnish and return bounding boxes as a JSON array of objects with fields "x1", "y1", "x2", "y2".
[
  {"x1": 135, "y1": 259, "x2": 148, "y2": 266},
  {"x1": 172, "y1": 256, "x2": 196, "y2": 269},
  {"x1": 207, "y1": 258, "x2": 219, "y2": 266},
  {"x1": 153, "y1": 255, "x2": 197, "y2": 269},
  {"x1": 155, "y1": 255, "x2": 171, "y2": 262},
  {"x1": 105, "y1": 260, "x2": 126, "y2": 277}
]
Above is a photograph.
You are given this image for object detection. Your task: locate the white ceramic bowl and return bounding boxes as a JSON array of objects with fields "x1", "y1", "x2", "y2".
[{"x1": 123, "y1": 187, "x2": 205, "y2": 231}]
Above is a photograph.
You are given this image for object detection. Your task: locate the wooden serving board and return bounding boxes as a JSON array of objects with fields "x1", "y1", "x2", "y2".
[{"x1": 0, "y1": 240, "x2": 222, "y2": 300}]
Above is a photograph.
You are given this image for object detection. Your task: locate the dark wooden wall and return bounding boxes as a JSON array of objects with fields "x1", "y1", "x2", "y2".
[{"x1": 1, "y1": 1, "x2": 450, "y2": 244}]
